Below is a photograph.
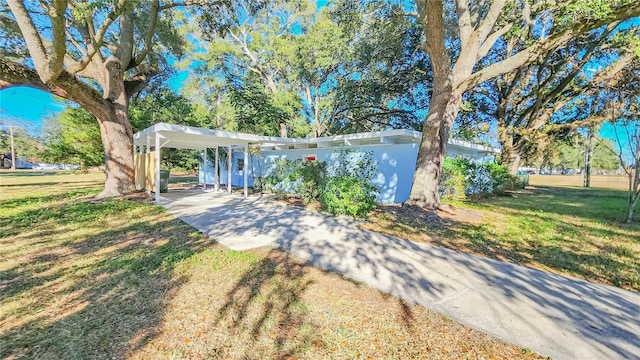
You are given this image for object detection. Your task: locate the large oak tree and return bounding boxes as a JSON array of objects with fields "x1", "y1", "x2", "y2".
[
  {"x1": 408, "y1": 0, "x2": 640, "y2": 208},
  {"x1": 0, "y1": 0, "x2": 219, "y2": 197}
]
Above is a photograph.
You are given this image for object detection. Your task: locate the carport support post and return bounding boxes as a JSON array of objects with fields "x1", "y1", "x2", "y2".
[
  {"x1": 155, "y1": 132, "x2": 161, "y2": 203},
  {"x1": 146, "y1": 136, "x2": 151, "y2": 196},
  {"x1": 214, "y1": 146, "x2": 219, "y2": 191},
  {"x1": 203, "y1": 148, "x2": 207, "y2": 190},
  {"x1": 227, "y1": 146, "x2": 232, "y2": 193},
  {"x1": 244, "y1": 146, "x2": 248, "y2": 199}
]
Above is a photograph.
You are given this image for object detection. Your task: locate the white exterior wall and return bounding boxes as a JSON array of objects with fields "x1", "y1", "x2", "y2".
[
  {"x1": 198, "y1": 142, "x2": 494, "y2": 203},
  {"x1": 253, "y1": 143, "x2": 419, "y2": 203},
  {"x1": 198, "y1": 152, "x2": 229, "y2": 186}
]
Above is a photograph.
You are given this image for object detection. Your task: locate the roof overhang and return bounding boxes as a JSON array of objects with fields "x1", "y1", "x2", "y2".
[{"x1": 132, "y1": 123, "x2": 500, "y2": 153}]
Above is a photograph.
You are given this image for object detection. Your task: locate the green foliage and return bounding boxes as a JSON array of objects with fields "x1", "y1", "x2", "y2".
[
  {"x1": 40, "y1": 108, "x2": 104, "y2": 168},
  {"x1": 486, "y1": 162, "x2": 515, "y2": 192},
  {"x1": 130, "y1": 88, "x2": 206, "y2": 172},
  {"x1": 320, "y1": 175, "x2": 377, "y2": 218},
  {"x1": 264, "y1": 158, "x2": 304, "y2": 196},
  {"x1": 265, "y1": 150, "x2": 378, "y2": 218},
  {"x1": 440, "y1": 158, "x2": 516, "y2": 201},
  {"x1": 228, "y1": 76, "x2": 306, "y2": 137},
  {"x1": 130, "y1": 88, "x2": 201, "y2": 131},
  {"x1": 298, "y1": 161, "x2": 327, "y2": 205},
  {"x1": 185, "y1": 0, "x2": 428, "y2": 136},
  {"x1": 0, "y1": 126, "x2": 44, "y2": 163},
  {"x1": 539, "y1": 134, "x2": 620, "y2": 172},
  {"x1": 592, "y1": 139, "x2": 620, "y2": 171},
  {"x1": 440, "y1": 159, "x2": 467, "y2": 202},
  {"x1": 320, "y1": 150, "x2": 378, "y2": 217}
]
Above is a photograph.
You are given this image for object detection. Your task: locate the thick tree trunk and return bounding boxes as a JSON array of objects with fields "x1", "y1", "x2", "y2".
[
  {"x1": 406, "y1": 85, "x2": 463, "y2": 209},
  {"x1": 498, "y1": 129, "x2": 521, "y2": 175},
  {"x1": 95, "y1": 106, "x2": 135, "y2": 198},
  {"x1": 93, "y1": 62, "x2": 136, "y2": 198}
]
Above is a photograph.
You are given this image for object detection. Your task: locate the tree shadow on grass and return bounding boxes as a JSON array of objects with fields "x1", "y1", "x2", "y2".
[
  {"x1": 0, "y1": 198, "x2": 216, "y2": 359},
  {"x1": 0, "y1": 189, "x2": 99, "y2": 211},
  {"x1": 444, "y1": 214, "x2": 639, "y2": 290},
  {"x1": 212, "y1": 250, "x2": 314, "y2": 359}
]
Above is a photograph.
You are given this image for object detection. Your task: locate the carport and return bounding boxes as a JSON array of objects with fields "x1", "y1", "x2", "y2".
[{"x1": 132, "y1": 123, "x2": 295, "y2": 203}]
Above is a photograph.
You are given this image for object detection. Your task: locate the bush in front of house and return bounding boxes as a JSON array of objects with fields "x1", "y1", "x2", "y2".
[
  {"x1": 440, "y1": 158, "x2": 467, "y2": 201},
  {"x1": 298, "y1": 160, "x2": 327, "y2": 204},
  {"x1": 440, "y1": 158, "x2": 516, "y2": 201},
  {"x1": 264, "y1": 158, "x2": 303, "y2": 195},
  {"x1": 320, "y1": 150, "x2": 378, "y2": 217},
  {"x1": 264, "y1": 149, "x2": 379, "y2": 218}
]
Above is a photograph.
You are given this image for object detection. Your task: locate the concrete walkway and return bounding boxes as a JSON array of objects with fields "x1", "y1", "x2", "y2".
[{"x1": 160, "y1": 190, "x2": 640, "y2": 360}]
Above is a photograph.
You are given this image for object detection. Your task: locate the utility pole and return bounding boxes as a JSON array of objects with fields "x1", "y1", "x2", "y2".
[{"x1": 9, "y1": 125, "x2": 15, "y2": 171}]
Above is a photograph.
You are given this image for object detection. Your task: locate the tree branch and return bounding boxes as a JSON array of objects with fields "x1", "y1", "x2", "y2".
[
  {"x1": 475, "y1": 0, "x2": 508, "y2": 46},
  {"x1": 6, "y1": 0, "x2": 63, "y2": 82},
  {"x1": 132, "y1": 0, "x2": 160, "y2": 67},
  {"x1": 463, "y1": 3, "x2": 640, "y2": 91},
  {"x1": 0, "y1": 58, "x2": 111, "y2": 119},
  {"x1": 456, "y1": 0, "x2": 472, "y2": 49}
]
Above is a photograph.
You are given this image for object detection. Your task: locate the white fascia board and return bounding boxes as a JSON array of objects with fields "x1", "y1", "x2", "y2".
[
  {"x1": 133, "y1": 123, "x2": 498, "y2": 153},
  {"x1": 448, "y1": 138, "x2": 501, "y2": 153},
  {"x1": 305, "y1": 129, "x2": 421, "y2": 145},
  {"x1": 133, "y1": 122, "x2": 263, "y2": 145}
]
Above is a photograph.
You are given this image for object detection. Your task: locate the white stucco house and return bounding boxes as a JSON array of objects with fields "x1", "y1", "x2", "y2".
[{"x1": 133, "y1": 123, "x2": 499, "y2": 203}]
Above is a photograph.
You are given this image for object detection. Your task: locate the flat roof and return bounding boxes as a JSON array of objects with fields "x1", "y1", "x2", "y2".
[{"x1": 133, "y1": 123, "x2": 500, "y2": 153}]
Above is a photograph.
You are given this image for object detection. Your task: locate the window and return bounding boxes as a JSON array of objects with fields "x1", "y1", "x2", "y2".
[
  {"x1": 304, "y1": 154, "x2": 317, "y2": 162},
  {"x1": 237, "y1": 158, "x2": 244, "y2": 171}
]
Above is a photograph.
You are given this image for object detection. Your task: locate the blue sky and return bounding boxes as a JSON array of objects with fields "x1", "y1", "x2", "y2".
[{"x1": 0, "y1": 87, "x2": 67, "y2": 130}]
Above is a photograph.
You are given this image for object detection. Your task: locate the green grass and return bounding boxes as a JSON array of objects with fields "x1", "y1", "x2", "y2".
[
  {"x1": 0, "y1": 172, "x2": 542, "y2": 359},
  {"x1": 368, "y1": 186, "x2": 640, "y2": 291},
  {"x1": 468, "y1": 187, "x2": 639, "y2": 289}
]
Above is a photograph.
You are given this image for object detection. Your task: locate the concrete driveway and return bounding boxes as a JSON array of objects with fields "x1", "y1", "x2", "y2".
[{"x1": 160, "y1": 190, "x2": 640, "y2": 360}]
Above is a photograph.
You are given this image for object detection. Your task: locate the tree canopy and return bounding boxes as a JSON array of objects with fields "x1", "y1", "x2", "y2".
[{"x1": 181, "y1": 0, "x2": 429, "y2": 138}]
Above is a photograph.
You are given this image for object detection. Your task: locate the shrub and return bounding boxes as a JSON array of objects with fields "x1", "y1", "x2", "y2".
[
  {"x1": 263, "y1": 149, "x2": 379, "y2": 218},
  {"x1": 320, "y1": 175, "x2": 377, "y2": 217},
  {"x1": 319, "y1": 149, "x2": 379, "y2": 217},
  {"x1": 440, "y1": 159, "x2": 467, "y2": 201},
  {"x1": 264, "y1": 158, "x2": 303, "y2": 196},
  {"x1": 440, "y1": 158, "x2": 515, "y2": 200},
  {"x1": 298, "y1": 161, "x2": 327, "y2": 204},
  {"x1": 486, "y1": 162, "x2": 515, "y2": 192}
]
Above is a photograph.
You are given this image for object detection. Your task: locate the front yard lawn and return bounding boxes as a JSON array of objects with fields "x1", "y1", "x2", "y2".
[{"x1": 0, "y1": 172, "x2": 541, "y2": 359}]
